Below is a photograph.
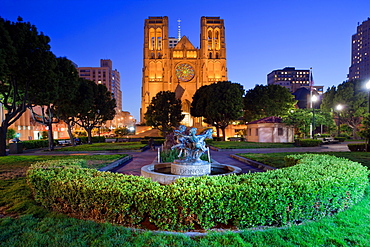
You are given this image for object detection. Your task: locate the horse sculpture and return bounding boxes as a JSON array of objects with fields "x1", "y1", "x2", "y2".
[{"x1": 172, "y1": 126, "x2": 213, "y2": 162}]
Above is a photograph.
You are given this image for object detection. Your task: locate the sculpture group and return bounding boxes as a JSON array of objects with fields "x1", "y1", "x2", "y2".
[{"x1": 172, "y1": 125, "x2": 213, "y2": 162}]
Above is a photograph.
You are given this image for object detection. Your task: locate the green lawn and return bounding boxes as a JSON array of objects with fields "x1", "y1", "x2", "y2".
[
  {"x1": 0, "y1": 154, "x2": 126, "y2": 179},
  {"x1": 209, "y1": 141, "x2": 295, "y2": 149},
  {"x1": 1, "y1": 153, "x2": 370, "y2": 246},
  {"x1": 57, "y1": 142, "x2": 146, "y2": 151}
]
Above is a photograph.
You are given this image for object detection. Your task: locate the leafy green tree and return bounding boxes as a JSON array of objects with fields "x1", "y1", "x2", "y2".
[
  {"x1": 244, "y1": 84, "x2": 297, "y2": 122},
  {"x1": 0, "y1": 17, "x2": 55, "y2": 156},
  {"x1": 282, "y1": 109, "x2": 335, "y2": 138},
  {"x1": 191, "y1": 81, "x2": 244, "y2": 140},
  {"x1": 55, "y1": 72, "x2": 83, "y2": 146},
  {"x1": 321, "y1": 80, "x2": 367, "y2": 138},
  {"x1": 6, "y1": 128, "x2": 16, "y2": 141},
  {"x1": 359, "y1": 113, "x2": 370, "y2": 151},
  {"x1": 29, "y1": 57, "x2": 80, "y2": 150},
  {"x1": 114, "y1": 127, "x2": 129, "y2": 137},
  {"x1": 73, "y1": 80, "x2": 116, "y2": 144},
  {"x1": 145, "y1": 91, "x2": 184, "y2": 137}
]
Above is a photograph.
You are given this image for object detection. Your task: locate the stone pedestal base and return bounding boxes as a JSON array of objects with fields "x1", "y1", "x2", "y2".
[{"x1": 171, "y1": 161, "x2": 211, "y2": 176}]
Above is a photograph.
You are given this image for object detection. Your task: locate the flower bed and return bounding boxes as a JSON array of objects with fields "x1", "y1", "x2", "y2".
[{"x1": 27, "y1": 154, "x2": 369, "y2": 231}]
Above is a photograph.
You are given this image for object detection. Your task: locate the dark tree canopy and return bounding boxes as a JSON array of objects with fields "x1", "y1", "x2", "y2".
[
  {"x1": 73, "y1": 80, "x2": 116, "y2": 144},
  {"x1": 191, "y1": 81, "x2": 244, "y2": 140},
  {"x1": 244, "y1": 84, "x2": 297, "y2": 122},
  {"x1": 144, "y1": 91, "x2": 184, "y2": 137},
  {"x1": 0, "y1": 17, "x2": 55, "y2": 155},
  {"x1": 29, "y1": 57, "x2": 80, "y2": 150},
  {"x1": 320, "y1": 79, "x2": 367, "y2": 138}
]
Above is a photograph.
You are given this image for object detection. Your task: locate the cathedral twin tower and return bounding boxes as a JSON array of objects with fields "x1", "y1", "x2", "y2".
[{"x1": 141, "y1": 16, "x2": 228, "y2": 126}]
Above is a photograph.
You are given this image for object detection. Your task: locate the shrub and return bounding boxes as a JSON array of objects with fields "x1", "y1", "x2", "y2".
[
  {"x1": 27, "y1": 154, "x2": 369, "y2": 231},
  {"x1": 348, "y1": 143, "x2": 366, "y2": 152},
  {"x1": 22, "y1": 140, "x2": 50, "y2": 149},
  {"x1": 294, "y1": 139, "x2": 322, "y2": 147},
  {"x1": 78, "y1": 136, "x2": 105, "y2": 144},
  {"x1": 335, "y1": 137, "x2": 346, "y2": 142}
]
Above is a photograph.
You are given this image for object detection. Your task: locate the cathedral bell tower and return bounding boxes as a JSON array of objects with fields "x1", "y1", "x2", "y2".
[{"x1": 141, "y1": 16, "x2": 227, "y2": 125}]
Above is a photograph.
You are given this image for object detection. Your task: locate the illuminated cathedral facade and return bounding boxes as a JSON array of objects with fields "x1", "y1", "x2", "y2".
[{"x1": 140, "y1": 16, "x2": 228, "y2": 126}]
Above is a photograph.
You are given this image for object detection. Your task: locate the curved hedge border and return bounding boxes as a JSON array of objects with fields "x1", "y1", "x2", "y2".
[{"x1": 27, "y1": 154, "x2": 369, "y2": 231}]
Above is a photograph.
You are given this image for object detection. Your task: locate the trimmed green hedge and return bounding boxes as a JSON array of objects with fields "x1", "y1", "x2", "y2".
[
  {"x1": 348, "y1": 143, "x2": 366, "y2": 152},
  {"x1": 22, "y1": 140, "x2": 50, "y2": 149},
  {"x1": 27, "y1": 154, "x2": 369, "y2": 231},
  {"x1": 294, "y1": 139, "x2": 322, "y2": 147}
]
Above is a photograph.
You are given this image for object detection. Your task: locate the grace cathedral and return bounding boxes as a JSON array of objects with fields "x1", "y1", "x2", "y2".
[{"x1": 140, "y1": 16, "x2": 228, "y2": 126}]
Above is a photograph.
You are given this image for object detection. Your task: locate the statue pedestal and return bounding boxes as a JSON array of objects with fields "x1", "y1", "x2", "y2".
[{"x1": 171, "y1": 160, "x2": 211, "y2": 176}]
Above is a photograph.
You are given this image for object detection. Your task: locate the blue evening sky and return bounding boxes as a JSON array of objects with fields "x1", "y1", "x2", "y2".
[{"x1": 1, "y1": 0, "x2": 369, "y2": 121}]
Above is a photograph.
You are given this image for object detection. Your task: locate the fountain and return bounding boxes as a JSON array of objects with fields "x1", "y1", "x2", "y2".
[{"x1": 141, "y1": 126, "x2": 241, "y2": 184}]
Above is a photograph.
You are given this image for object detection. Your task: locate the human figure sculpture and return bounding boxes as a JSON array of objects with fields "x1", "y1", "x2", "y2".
[{"x1": 171, "y1": 126, "x2": 213, "y2": 162}]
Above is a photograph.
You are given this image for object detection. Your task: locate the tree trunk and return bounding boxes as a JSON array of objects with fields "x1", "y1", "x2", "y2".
[
  {"x1": 48, "y1": 124, "x2": 54, "y2": 151},
  {"x1": 0, "y1": 125, "x2": 8, "y2": 156},
  {"x1": 67, "y1": 123, "x2": 75, "y2": 146},
  {"x1": 87, "y1": 128, "x2": 93, "y2": 144},
  {"x1": 221, "y1": 127, "x2": 226, "y2": 141}
]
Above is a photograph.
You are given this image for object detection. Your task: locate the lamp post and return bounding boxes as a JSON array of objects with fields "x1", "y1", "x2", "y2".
[
  {"x1": 367, "y1": 80, "x2": 370, "y2": 113},
  {"x1": 311, "y1": 95, "x2": 318, "y2": 138},
  {"x1": 336, "y1": 104, "x2": 343, "y2": 137}
]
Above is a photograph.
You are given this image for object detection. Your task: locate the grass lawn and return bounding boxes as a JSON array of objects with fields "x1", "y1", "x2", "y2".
[
  {"x1": 56, "y1": 142, "x2": 147, "y2": 151},
  {"x1": 208, "y1": 141, "x2": 295, "y2": 149},
  {"x1": 1, "y1": 153, "x2": 370, "y2": 246}
]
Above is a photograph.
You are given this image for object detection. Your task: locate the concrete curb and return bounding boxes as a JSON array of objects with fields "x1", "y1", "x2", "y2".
[
  {"x1": 230, "y1": 154, "x2": 276, "y2": 171},
  {"x1": 98, "y1": 155, "x2": 133, "y2": 172}
]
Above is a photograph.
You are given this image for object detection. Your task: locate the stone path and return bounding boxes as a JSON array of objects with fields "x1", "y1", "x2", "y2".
[{"x1": 14, "y1": 142, "x2": 353, "y2": 176}]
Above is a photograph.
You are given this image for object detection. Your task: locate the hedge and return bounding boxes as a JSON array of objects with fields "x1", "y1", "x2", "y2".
[
  {"x1": 348, "y1": 143, "x2": 366, "y2": 152},
  {"x1": 294, "y1": 139, "x2": 322, "y2": 147},
  {"x1": 27, "y1": 154, "x2": 369, "y2": 231},
  {"x1": 22, "y1": 140, "x2": 50, "y2": 149}
]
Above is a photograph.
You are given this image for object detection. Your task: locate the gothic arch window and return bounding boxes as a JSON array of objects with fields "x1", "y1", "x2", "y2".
[
  {"x1": 215, "y1": 53, "x2": 219, "y2": 59},
  {"x1": 208, "y1": 29, "x2": 213, "y2": 50},
  {"x1": 209, "y1": 52, "x2": 212, "y2": 59},
  {"x1": 155, "y1": 28, "x2": 162, "y2": 50},
  {"x1": 149, "y1": 28, "x2": 155, "y2": 50},
  {"x1": 214, "y1": 28, "x2": 221, "y2": 50}
]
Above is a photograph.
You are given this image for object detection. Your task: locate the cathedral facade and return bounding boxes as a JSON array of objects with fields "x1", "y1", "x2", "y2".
[{"x1": 141, "y1": 16, "x2": 228, "y2": 126}]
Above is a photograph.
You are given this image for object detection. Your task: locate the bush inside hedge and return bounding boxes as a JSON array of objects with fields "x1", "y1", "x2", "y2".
[
  {"x1": 294, "y1": 139, "x2": 322, "y2": 147},
  {"x1": 27, "y1": 154, "x2": 369, "y2": 231}
]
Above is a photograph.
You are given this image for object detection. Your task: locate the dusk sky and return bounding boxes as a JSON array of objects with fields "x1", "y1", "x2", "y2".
[{"x1": 2, "y1": 0, "x2": 370, "y2": 121}]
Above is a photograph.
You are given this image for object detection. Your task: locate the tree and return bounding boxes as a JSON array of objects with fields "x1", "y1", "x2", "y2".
[
  {"x1": 29, "y1": 57, "x2": 80, "y2": 150},
  {"x1": 73, "y1": 80, "x2": 116, "y2": 144},
  {"x1": 0, "y1": 17, "x2": 55, "y2": 156},
  {"x1": 144, "y1": 91, "x2": 184, "y2": 138},
  {"x1": 55, "y1": 66, "x2": 82, "y2": 146},
  {"x1": 321, "y1": 80, "x2": 367, "y2": 139},
  {"x1": 283, "y1": 109, "x2": 336, "y2": 138},
  {"x1": 191, "y1": 81, "x2": 244, "y2": 140},
  {"x1": 359, "y1": 113, "x2": 370, "y2": 151},
  {"x1": 244, "y1": 84, "x2": 297, "y2": 122},
  {"x1": 114, "y1": 127, "x2": 129, "y2": 137}
]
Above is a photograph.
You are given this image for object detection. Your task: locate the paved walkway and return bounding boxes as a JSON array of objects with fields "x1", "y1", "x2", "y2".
[{"x1": 12, "y1": 142, "x2": 353, "y2": 176}]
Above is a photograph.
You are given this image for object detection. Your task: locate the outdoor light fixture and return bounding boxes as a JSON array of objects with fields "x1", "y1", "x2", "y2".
[
  {"x1": 312, "y1": 95, "x2": 318, "y2": 138},
  {"x1": 366, "y1": 80, "x2": 370, "y2": 113},
  {"x1": 336, "y1": 104, "x2": 343, "y2": 137}
]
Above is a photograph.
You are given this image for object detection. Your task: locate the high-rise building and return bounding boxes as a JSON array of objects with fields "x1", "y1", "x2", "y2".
[
  {"x1": 141, "y1": 16, "x2": 228, "y2": 125},
  {"x1": 78, "y1": 59, "x2": 122, "y2": 111},
  {"x1": 267, "y1": 67, "x2": 323, "y2": 94},
  {"x1": 348, "y1": 18, "x2": 370, "y2": 81}
]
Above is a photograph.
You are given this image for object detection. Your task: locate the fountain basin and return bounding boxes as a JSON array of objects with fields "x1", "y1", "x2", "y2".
[{"x1": 141, "y1": 163, "x2": 242, "y2": 185}]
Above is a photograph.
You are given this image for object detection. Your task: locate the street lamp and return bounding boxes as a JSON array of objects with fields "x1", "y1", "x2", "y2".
[
  {"x1": 366, "y1": 80, "x2": 370, "y2": 113},
  {"x1": 336, "y1": 104, "x2": 343, "y2": 137},
  {"x1": 312, "y1": 95, "x2": 318, "y2": 138}
]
